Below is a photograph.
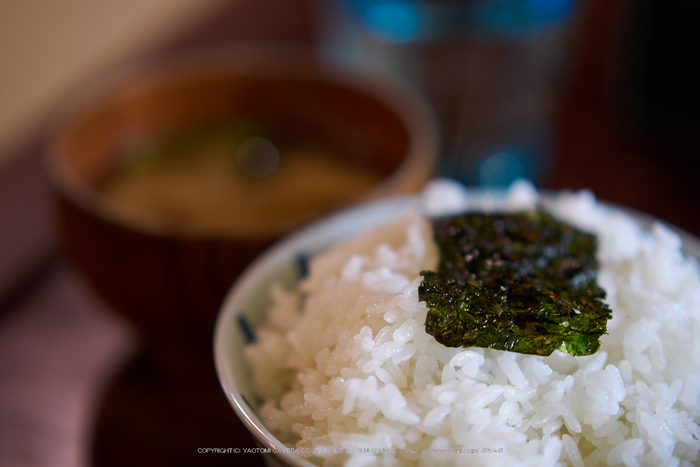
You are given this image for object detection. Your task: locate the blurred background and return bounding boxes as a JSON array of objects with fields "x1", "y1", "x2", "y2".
[{"x1": 1, "y1": 0, "x2": 698, "y2": 466}]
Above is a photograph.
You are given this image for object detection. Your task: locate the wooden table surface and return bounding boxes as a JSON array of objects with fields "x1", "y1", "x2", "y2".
[{"x1": 0, "y1": 1, "x2": 697, "y2": 466}]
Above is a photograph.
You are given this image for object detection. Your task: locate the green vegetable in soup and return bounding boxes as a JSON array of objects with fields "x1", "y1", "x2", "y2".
[{"x1": 419, "y1": 210, "x2": 612, "y2": 356}]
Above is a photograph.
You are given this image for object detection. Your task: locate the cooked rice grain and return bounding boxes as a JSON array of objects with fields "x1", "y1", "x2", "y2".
[{"x1": 244, "y1": 180, "x2": 700, "y2": 466}]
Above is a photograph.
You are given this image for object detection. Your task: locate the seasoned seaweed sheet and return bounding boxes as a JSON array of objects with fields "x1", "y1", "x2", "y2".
[{"x1": 419, "y1": 210, "x2": 612, "y2": 356}]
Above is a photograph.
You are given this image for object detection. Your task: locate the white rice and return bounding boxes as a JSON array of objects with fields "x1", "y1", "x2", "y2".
[{"x1": 244, "y1": 179, "x2": 700, "y2": 466}]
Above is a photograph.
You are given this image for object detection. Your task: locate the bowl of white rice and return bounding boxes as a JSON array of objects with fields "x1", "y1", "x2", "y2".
[{"x1": 214, "y1": 179, "x2": 700, "y2": 466}]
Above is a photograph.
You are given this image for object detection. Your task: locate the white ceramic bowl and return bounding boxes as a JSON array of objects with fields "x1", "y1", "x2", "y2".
[{"x1": 214, "y1": 191, "x2": 700, "y2": 467}]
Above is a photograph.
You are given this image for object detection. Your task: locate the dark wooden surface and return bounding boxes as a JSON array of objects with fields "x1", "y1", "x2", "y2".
[{"x1": 0, "y1": 0, "x2": 698, "y2": 466}]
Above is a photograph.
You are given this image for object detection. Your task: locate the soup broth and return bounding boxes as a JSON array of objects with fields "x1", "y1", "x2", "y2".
[{"x1": 97, "y1": 120, "x2": 384, "y2": 235}]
